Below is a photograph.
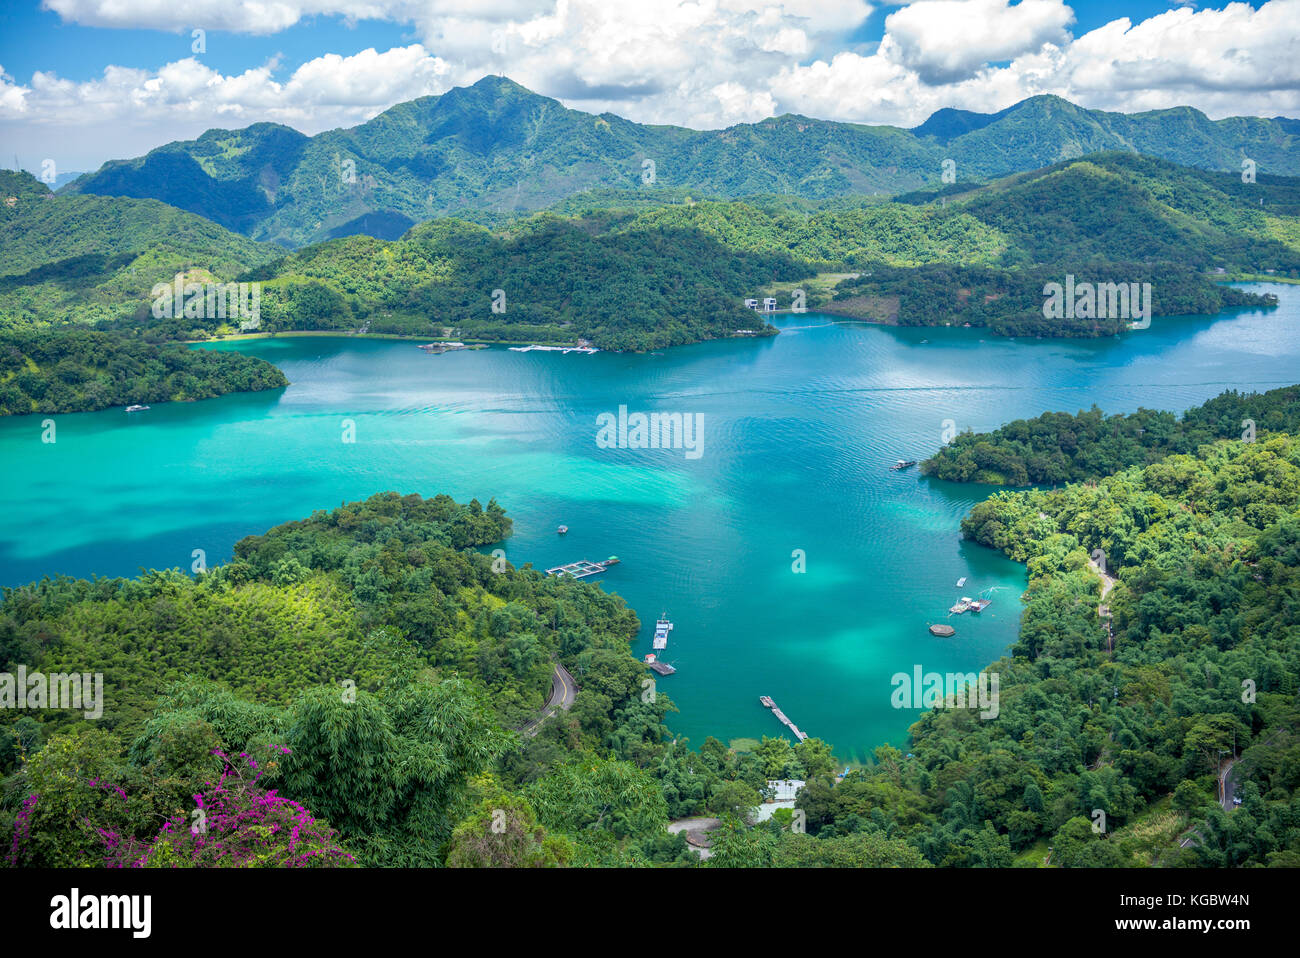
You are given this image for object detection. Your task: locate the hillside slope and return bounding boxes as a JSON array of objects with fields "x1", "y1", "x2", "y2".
[{"x1": 0, "y1": 170, "x2": 280, "y2": 329}]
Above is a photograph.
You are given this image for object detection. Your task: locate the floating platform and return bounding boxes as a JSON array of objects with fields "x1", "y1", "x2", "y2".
[
  {"x1": 648, "y1": 661, "x2": 676, "y2": 676},
  {"x1": 417, "y1": 342, "x2": 467, "y2": 354},
  {"x1": 759, "y1": 696, "x2": 808, "y2": 741},
  {"x1": 930, "y1": 624, "x2": 956, "y2": 637},
  {"x1": 507, "y1": 344, "x2": 599, "y2": 354},
  {"x1": 546, "y1": 558, "x2": 614, "y2": 579}
]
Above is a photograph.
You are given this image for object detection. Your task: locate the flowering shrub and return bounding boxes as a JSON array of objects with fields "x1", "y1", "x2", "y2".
[
  {"x1": 6, "y1": 793, "x2": 39, "y2": 867},
  {"x1": 101, "y1": 748, "x2": 356, "y2": 868}
]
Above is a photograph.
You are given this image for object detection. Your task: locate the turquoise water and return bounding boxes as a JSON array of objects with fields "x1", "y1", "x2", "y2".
[{"x1": 3, "y1": 285, "x2": 1297, "y2": 760}]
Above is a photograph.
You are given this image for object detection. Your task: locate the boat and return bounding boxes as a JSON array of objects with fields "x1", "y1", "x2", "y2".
[
  {"x1": 125, "y1": 404, "x2": 150, "y2": 412},
  {"x1": 602, "y1": 555, "x2": 620, "y2": 566},
  {"x1": 890, "y1": 459, "x2": 918, "y2": 470},
  {"x1": 949, "y1": 598, "x2": 972, "y2": 614},
  {"x1": 652, "y1": 614, "x2": 673, "y2": 650},
  {"x1": 556, "y1": 525, "x2": 568, "y2": 535},
  {"x1": 956, "y1": 577, "x2": 967, "y2": 587},
  {"x1": 969, "y1": 598, "x2": 992, "y2": 613},
  {"x1": 759, "y1": 695, "x2": 775, "y2": 708}
]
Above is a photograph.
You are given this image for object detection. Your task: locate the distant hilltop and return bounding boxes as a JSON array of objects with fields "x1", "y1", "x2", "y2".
[{"x1": 61, "y1": 75, "x2": 1300, "y2": 249}]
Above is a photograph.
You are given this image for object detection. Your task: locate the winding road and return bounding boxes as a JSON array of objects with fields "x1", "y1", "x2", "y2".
[{"x1": 519, "y1": 662, "x2": 577, "y2": 737}]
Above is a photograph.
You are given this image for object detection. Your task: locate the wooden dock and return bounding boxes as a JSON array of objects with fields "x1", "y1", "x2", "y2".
[{"x1": 758, "y1": 695, "x2": 808, "y2": 741}]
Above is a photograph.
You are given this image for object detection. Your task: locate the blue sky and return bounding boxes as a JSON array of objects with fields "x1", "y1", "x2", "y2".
[
  {"x1": 0, "y1": 1, "x2": 1293, "y2": 172},
  {"x1": 1, "y1": 1, "x2": 1220, "y2": 84}
]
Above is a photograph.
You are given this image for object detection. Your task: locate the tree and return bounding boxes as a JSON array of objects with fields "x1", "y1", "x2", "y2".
[{"x1": 446, "y1": 783, "x2": 572, "y2": 868}]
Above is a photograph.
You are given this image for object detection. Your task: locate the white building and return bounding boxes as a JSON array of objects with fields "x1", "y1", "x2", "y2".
[
  {"x1": 744, "y1": 298, "x2": 759, "y2": 310},
  {"x1": 750, "y1": 779, "x2": 806, "y2": 823},
  {"x1": 767, "y1": 779, "x2": 804, "y2": 802},
  {"x1": 762, "y1": 297, "x2": 777, "y2": 312}
]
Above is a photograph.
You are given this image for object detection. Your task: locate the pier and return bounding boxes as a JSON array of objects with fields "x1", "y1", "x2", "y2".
[{"x1": 759, "y1": 696, "x2": 808, "y2": 742}]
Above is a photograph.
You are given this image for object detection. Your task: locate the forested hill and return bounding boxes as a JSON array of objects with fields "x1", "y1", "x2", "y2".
[
  {"x1": 218, "y1": 217, "x2": 804, "y2": 351},
  {"x1": 603, "y1": 152, "x2": 1300, "y2": 272},
  {"x1": 63, "y1": 75, "x2": 1300, "y2": 248},
  {"x1": 0, "y1": 170, "x2": 280, "y2": 330},
  {"x1": 922, "y1": 385, "x2": 1300, "y2": 485},
  {"x1": 916, "y1": 420, "x2": 1300, "y2": 867},
  {"x1": 0, "y1": 329, "x2": 288, "y2": 417}
]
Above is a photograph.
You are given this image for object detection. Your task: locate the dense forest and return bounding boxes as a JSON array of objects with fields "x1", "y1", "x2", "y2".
[
  {"x1": 826, "y1": 262, "x2": 1275, "y2": 337},
  {"x1": 221, "y1": 216, "x2": 799, "y2": 351},
  {"x1": 923, "y1": 384, "x2": 1300, "y2": 485},
  {"x1": 0, "y1": 328, "x2": 288, "y2": 416},
  {"x1": 0, "y1": 170, "x2": 278, "y2": 331}
]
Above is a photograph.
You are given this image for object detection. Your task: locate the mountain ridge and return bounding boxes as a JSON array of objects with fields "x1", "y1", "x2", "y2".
[{"x1": 62, "y1": 75, "x2": 1300, "y2": 248}]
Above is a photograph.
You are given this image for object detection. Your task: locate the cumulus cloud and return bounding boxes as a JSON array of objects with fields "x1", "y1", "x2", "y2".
[
  {"x1": 883, "y1": 0, "x2": 1074, "y2": 83},
  {"x1": 774, "y1": 0, "x2": 1300, "y2": 125},
  {"x1": 6, "y1": 45, "x2": 455, "y2": 128},
  {"x1": 0, "y1": 66, "x2": 30, "y2": 115}
]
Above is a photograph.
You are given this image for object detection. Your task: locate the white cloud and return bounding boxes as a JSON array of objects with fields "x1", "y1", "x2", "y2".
[
  {"x1": 0, "y1": 66, "x2": 30, "y2": 115},
  {"x1": 773, "y1": 0, "x2": 1300, "y2": 125},
  {"x1": 883, "y1": 0, "x2": 1074, "y2": 83},
  {"x1": 6, "y1": 45, "x2": 455, "y2": 127}
]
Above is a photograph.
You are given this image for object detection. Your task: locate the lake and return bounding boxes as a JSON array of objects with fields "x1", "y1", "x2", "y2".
[{"x1": 3, "y1": 283, "x2": 1297, "y2": 761}]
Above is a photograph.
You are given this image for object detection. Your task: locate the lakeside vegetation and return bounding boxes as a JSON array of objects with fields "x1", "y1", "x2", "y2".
[
  {"x1": 824, "y1": 262, "x2": 1274, "y2": 336},
  {"x1": 922, "y1": 384, "x2": 1300, "y2": 485},
  {"x1": 226, "y1": 216, "x2": 799, "y2": 351},
  {"x1": 0, "y1": 328, "x2": 288, "y2": 417}
]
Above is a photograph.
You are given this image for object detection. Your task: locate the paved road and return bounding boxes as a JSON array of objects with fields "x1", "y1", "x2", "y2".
[
  {"x1": 668, "y1": 817, "x2": 723, "y2": 860},
  {"x1": 1088, "y1": 555, "x2": 1117, "y2": 601},
  {"x1": 1178, "y1": 758, "x2": 1241, "y2": 851},
  {"x1": 1220, "y1": 759, "x2": 1239, "y2": 811},
  {"x1": 519, "y1": 662, "x2": 577, "y2": 738}
]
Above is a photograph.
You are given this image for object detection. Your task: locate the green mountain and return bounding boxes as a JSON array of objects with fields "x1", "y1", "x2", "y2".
[
  {"x1": 0, "y1": 170, "x2": 279, "y2": 329},
  {"x1": 63, "y1": 76, "x2": 1300, "y2": 249},
  {"x1": 224, "y1": 215, "x2": 805, "y2": 351}
]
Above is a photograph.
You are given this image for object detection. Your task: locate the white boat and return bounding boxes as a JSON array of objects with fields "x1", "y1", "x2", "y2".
[
  {"x1": 125, "y1": 404, "x2": 150, "y2": 412},
  {"x1": 956, "y1": 577, "x2": 966, "y2": 587},
  {"x1": 652, "y1": 614, "x2": 673, "y2": 651}
]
